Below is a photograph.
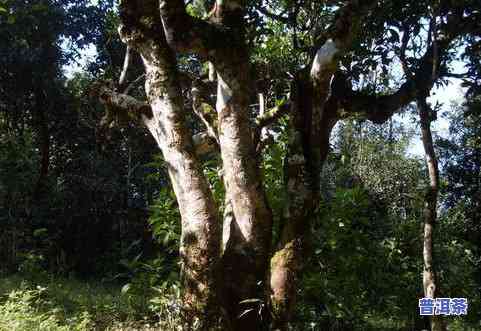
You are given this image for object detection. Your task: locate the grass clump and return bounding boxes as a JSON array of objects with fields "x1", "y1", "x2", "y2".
[{"x1": 0, "y1": 274, "x2": 181, "y2": 330}]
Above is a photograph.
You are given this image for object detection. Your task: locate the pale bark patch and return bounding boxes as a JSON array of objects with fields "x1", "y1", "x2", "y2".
[
  {"x1": 216, "y1": 74, "x2": 233, "y2": 113},
  {"x1": 310, "y1": 39, "x2": 338, "y2": 78}
]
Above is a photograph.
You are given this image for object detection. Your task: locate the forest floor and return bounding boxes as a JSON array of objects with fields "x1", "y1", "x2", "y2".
[
  {"x1": 0, "y1": 273, "x2": 164, "y2": 331},
  {"x1": 0, "y1": 273, "x2": 477, "y2": 331}
]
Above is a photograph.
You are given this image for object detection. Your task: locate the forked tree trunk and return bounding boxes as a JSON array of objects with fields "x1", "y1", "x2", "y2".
[
  {"x1": 418, "y1": 96, "x2": 447, "y2": 331},
  {"x1": 269, "y1": 2, "x2": 379, "y2": 325},
  {"x1": 105, "y1": 1, "x2": 461, "y2": 329}
]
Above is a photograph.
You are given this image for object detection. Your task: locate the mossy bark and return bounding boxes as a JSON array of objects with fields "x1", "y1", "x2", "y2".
[{"x1": 270, "y1": 38, "x2": 340, "y2": 329}]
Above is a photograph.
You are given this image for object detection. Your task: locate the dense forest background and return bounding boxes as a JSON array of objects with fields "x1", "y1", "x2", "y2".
[{"x1": 0, "y1": 0, "x2": 480, "y2": 330}]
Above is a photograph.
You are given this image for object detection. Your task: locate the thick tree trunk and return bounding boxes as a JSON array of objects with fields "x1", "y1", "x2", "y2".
[
  {"x1": 270, "y1": 75, "x2": 315, "y2": 330},
  {"x1": 269, "y1": 2, "x2": 378, "y2": 324},
  {"x1": 144, "y1": 66, "x2": 222, "y2": 329},
  {"x1": 270, "y1": 37, "x2": 342, "y2": 328},
  {"x1": 270, "y1": 75, "x2": 339, "y2": 330},
  {"x1": 418, "y1": 97, "x2": 446, "y2": 331},
  {"x1": 117, "y1": 3, "x2": 222, "y2": 328},
  {"x1": 215, "y1": 63, "x2": 273, "y2": 329}
]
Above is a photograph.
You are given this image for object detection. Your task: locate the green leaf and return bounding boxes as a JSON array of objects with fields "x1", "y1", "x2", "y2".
[
  {"x1": 239, "y1": 298, "x2": 262, "y2": 304},
  {"x1": 33, "y1": 228, "x2": 48, "y2": 238},
  {"x1": 121, "y1": 283, "x2": 131, "y2": 294}
]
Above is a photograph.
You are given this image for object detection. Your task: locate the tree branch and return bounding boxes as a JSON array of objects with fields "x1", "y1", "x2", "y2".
[
  {"x1": 255, "y1": 100, "x2": 290, "y2": 130},
  {"x1": 253, "y1": 99, "x2": 290, "y2": 150},
  {"x1": 443, "y1": 72, "x2": 470, "y2": 79},
  {"x1": 118, "y1": 0, "x2": 164, "y2": 48},
  {"x1": 124, "y1": 73, "x2": 145, "y2": 94},
  {"x1": 192, "y1": 79, "x2": 219, "y2": 143},
  {"x1": 337, "y1": 9, "x2": 481, "y2": 124},
  {"x1": 159, "y1": 0, "x2": 241, "y2": 59},
  {"x1": 310, "y1": 0, "x2": 378, "y2": 66},
  {"x1": 337, "y1": 80, "x2": 417, "y2": 124},
  {"x1": 92, "y1": 84, "x2": 153, "y2": 125},
  {"x1": 399, "y1": 23, "x2": 414, "y2": 79},
  {"x1": 118, "y1": 46, "x2": 132, "y2": 89},
  {"x1": 94, "y1": 84, "x2": 216, "y2": 155},
  {"x1": 192, "y1": 131, "x2": 219, "y2": 156}
]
